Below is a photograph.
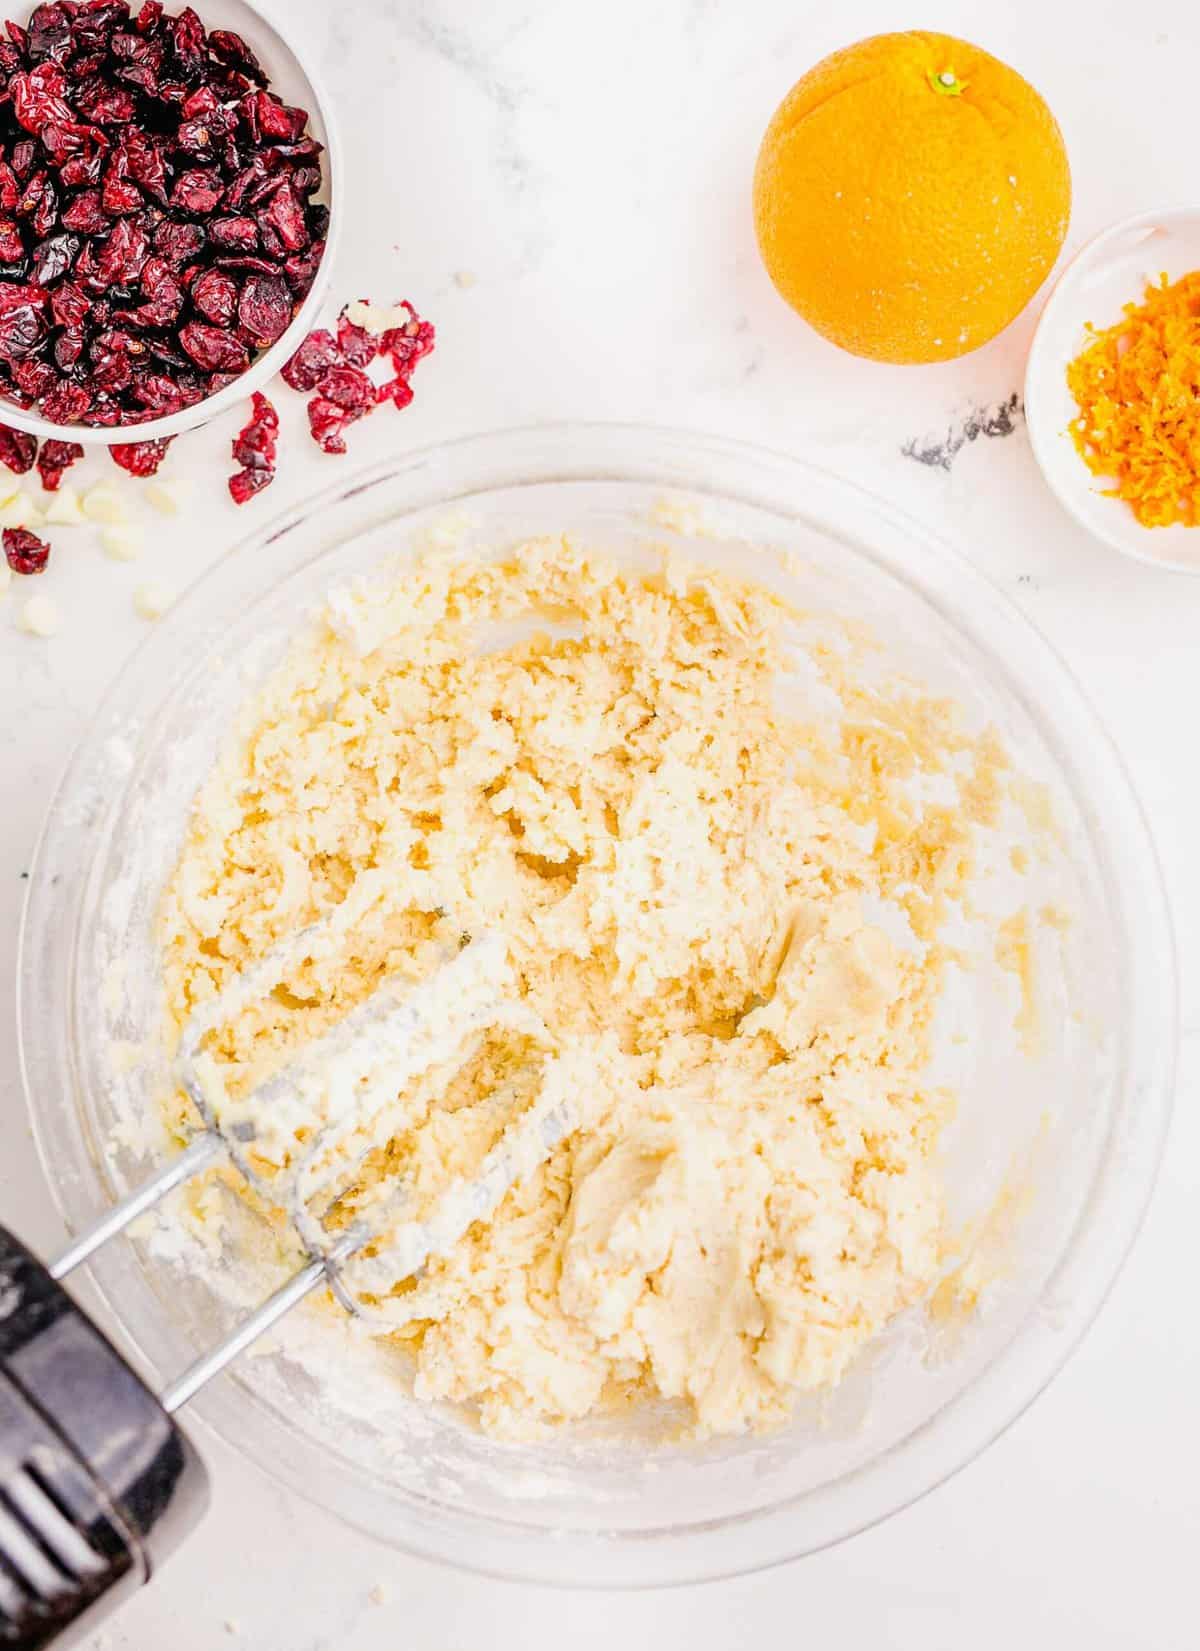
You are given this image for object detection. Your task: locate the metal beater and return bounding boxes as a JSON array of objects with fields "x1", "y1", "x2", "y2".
[{"x1": 0, "y1": 926, "x2": 572, "y2": 1648}]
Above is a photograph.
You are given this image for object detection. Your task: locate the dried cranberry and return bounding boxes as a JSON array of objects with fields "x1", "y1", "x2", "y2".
[
  {"x1": 75, "y1": 79, "x2": 138, "y2": 125},
  {"x1": 27, "y1": 4, "x2": 73, "y2": 64},
  {"x1": 336, "y1": 309, "x2": 375, "y2": 370},
  {"x1": 0, "y1": 164, "x2": 19, "y2": 214},
  {"x1": 0, "y1": 301, "x2": 46, "y2": 362},
  {"x1": 306, "y1": 394, "x2": 354, "y2": 455},
  {"x1": 319, "y1": 365, "x2": 375, "y2": 413},
  {"x1": 54, "y1": 332, "x2": 82, "y2": 370},
  {"x1": 227, "y1": 463, "x2": 269, "y2": 504},
  {"x1": 153, "y1": 219, "x2": 204, "y2": 264},
  {"x1": 169, "y1": 6, "x2": 205, "y2": 65},
  {"x1": 80, "y1": 395, "x2": 124, "y2": 426},
  {"x1": 110, "y1": 434, "x2": 172, "y2": 475},
  {"x1": 0, "y1": 424, "x2": 38, "y2": 474},
  {"x1": 11, "y1": 358, "x2": 57, "y2": 402},
  {"x1": 207, "y1": 28, "x2": 266, "y2": 84},
  {"x1": 280, "y1": 325, "x2": 339, "y2": 391},
  {"x1": 207, "y1": 214, "x2": 256, "y2": 251},
  {"x1": 102, "y1": 151, "x2": 142, "y2": 216},
  {"x1": 4, "y1": 525, "x2": 49, "y2": 574},
  {"x1": 169, "y1": 169, "x2": 222, "y2": 217},
  {"x1": 135, "y1": 1, "x2": 163, "y2": 35},
  {"x1": 228, "y1": 388, "x2": 276, "y2": 503},
  {"x1": 11, "y1": 142, "x2": 38, "y2": 182},
  {"x1": 114, "y1": 262, "x2": 182, "y2": 327},
  {"x1": 10, "y1": 65, "x2": 74, "y2": 136},
  {"x1": 59, "y1": 147, "x2": 104, "y2": 188},
  {"x1": 237, "y1": 272, "x2": 290, "y2": 346},
  {"x1": 36, "y1": 436, "x2": 82, "y2": 490},
  {"x1": 382, "y1": 308, "x2": 437, "y2": 374},
  {"x1": 191, "y1": 266, "x2": 235, "y2": 325},
  {"x1": 112, "y1": 28, "x2": 166, "y2": 94},
  {"x1": 123, "y1": 129, "x2": 166, "y2": 203},
  {"x1": 378, "y1": 377, "x2": 415, "y2": 411},
  {"x1": 129, "y1": 369, "x2": 184, "y2": 411},
  {"x1": 179, "y1": 319, "x2": 248, "y2": 373},
  {"x1": 32, "y1": 231, "x2": 79, "y2": 285},
  {"x1": 262, "y1": 182, "x2": 306, "y2": 252},
  {"x1": 42, "y1": 379, "x2": 90, "y2": 422},
  {"x1": 243, "y1": 90, "x2": 307, "y2": 143},
  {"x1": 282, "y1": 239, "x2": 324, "y2": 294},
  {"x1": 213, "y1": 254, "x2": 275, "y2": 275},
  {"x1": 291, "y1": 166, "x2": 321, "y2": 200},
  {"x1": 49, "y1": 280, "x2": 89, "y2": 331},
  {"x1": 71, "y1": 4, "x2": 133, "y2": 51},
  {"x1": 61, "y1": 189, "x2": 106, "y2": 233},
  {"x1": 95, "y1": 214, "x2": 148, "y2": 285},
  {"x1": 0, "y1": 219, "x2": 23, "y2": 262}
]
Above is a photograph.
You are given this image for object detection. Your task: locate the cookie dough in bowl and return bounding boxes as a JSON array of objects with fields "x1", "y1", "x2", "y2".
[
  {"x1": 161, "y1": 535, "x2": 990, "y2": 1441},
  {"x1": 20, "y1": 426, "x2": 1174, "y2": 1585}
]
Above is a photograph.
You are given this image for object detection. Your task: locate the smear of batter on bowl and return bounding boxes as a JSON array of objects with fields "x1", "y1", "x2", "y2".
[{"x1": 160, "y1": 535, "x2": 1009, "y2": 1440}]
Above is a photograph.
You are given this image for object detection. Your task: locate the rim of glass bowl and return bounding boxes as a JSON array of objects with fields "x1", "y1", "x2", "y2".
[
  {"x1": 17, "y1": 423, "x2": 1177, "y2": 1588},
  {"x1": 0, "y1": 0, "x2": 341, "y2": 447}
]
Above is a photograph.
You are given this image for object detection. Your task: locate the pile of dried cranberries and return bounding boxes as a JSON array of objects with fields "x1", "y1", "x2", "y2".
[{"x1": 0, "y1": 0, "x2": 326, "y2": 428}]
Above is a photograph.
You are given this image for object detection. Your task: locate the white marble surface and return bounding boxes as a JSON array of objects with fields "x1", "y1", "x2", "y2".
[{"x1": 2, "y1": 0, "x2": 1198, "y2": 1645}]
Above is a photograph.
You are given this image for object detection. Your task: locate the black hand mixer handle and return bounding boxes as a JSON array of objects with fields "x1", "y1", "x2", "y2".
[{"x1": 0, "y1": 1226, "x2": 209, "y2": 1649}]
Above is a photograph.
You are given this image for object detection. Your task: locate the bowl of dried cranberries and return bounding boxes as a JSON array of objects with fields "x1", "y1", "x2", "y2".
[{"x1": 0, "y1": 0, "x2": 339, "y2": 443}]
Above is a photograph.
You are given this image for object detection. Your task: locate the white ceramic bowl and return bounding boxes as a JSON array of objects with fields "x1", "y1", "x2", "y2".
[
  {"x1": 1025, "y1": 206, "x2": 1200, "y2": 574},
  {"x1": 0, "y1": 0, "x2": 341, "y2": 447},
  {"x1": 18, "y1": 426, "x2": 1176, "y2": 1587}
]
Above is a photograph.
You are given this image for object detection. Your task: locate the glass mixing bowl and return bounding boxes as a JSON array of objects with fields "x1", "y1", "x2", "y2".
[{"x1": 18, "y1": 424, "x2": 1176, "y2": 1587}]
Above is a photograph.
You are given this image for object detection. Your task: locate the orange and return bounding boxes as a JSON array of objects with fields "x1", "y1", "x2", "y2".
[{"x1": 753, "y1": 31, "x2": 1071, "y2": 364}]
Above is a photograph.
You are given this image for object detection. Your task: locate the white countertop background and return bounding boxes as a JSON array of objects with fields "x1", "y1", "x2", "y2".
[{"x1": 2, "y1": 0, "x2": 1198, "y2": 1645}]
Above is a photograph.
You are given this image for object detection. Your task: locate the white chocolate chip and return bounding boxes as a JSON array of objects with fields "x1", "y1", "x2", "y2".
[
  {"x1": 44, "y1": 487, "x2": 86, "y2": 526},
  {"x1": 368, "y1": 1584, "x2": 389, "y2": 1606},
  {"x1": 144, "y1": 478, "x2": 192, "y2": 515},
  {"x1": 0, "y1": 493, "x2": 42, "y2": 528},
  {"x1": 101, "y1": 523, "x2": 145, "y2": 561},
  {"x1": 82, "y1": 481, "x2": 128, "y2": 524},
  {"x1": 345, "y1": 298, "x2": 410, "y2": 333},
  {"x1": 454, "y1": 270, "x2": 477, "y2": 289},
  {"x1": 133, "y1": 581, "x2": 173, "y2": 619},
  {"x1": 20, "y1": 593, "x2": 59, "y2": 636}
]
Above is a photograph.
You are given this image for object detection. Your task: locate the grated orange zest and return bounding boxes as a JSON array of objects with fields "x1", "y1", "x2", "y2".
[{"x1": 1066, "y1": 269, "x2": 1200, "y2": 528}]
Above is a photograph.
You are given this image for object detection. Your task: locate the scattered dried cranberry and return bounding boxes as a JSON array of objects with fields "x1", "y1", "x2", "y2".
[
  {"x1": 4, "y1": 524, "x2": 49, "y2": 573},
  {"x1": 280, "y1": 325, "x2": 338, "y2": 391},
  {"x1": 227, "y1": 387, "x2": 275, "y2": 503},
  {"x1": 111, "y1": 434, "x2": 173, "y2": 475},
  {"x1": 36, "y1": 435, "x2": 82, "y2": 489},
  {"x1": 335, "y1": 309, "x2": 375, "y2": 370},
  {"x1": 381, "y1": 307, "x2": 436, "y2": 374},
  {"x1": 0, "y1": 421, "x2": 37, "y2": 473},
  {"x1": 306, "y1": 392, "x2": 354, "y2": 455},
  {"x1": 281, "y1": 301, "x2": 435, "y2": 457},
  {"x1": 0, "y1": 2, "x2": 327, "y2": 429}
]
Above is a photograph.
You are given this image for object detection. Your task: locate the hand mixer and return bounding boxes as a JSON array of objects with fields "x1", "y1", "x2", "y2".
[{"x1": 0, "y1": 924, "x2": 572, "y2": 1649}]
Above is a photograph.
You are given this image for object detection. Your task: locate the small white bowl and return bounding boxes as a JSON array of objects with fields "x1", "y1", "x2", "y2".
[
  {"x1": 0, "y1": 0, "x2": 341, "y2": 448},
  {"x1": 1025, "y1": 206, "x2": 1200, "y2": 574}
]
